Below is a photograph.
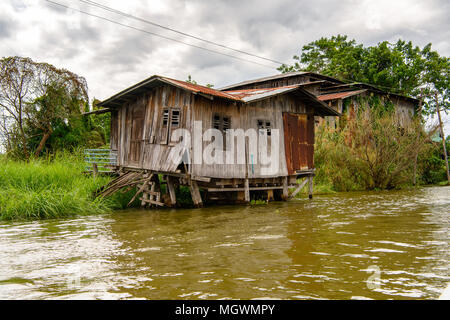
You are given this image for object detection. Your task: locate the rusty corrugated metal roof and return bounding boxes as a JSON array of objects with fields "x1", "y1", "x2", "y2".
[
  {"x1": 318, "y1": 89, "x2": 367, "y2": 101},
  {"x1": 223, "y1": 85, "x2": 299, "y2": 101},
  {"x1": 160, "y1": 77, "x2": 240, "y2": 101},
  {"x1": 218, "y1": 71, "x2": 345, "y2": 91},
  {"x1": 98, "y1": 74, "x2": 340, "y2": 116}
]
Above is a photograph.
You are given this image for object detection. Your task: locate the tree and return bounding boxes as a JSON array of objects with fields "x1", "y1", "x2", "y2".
[
  {"x1": 278, "y1": 35, "x2": 449, "y2": 114},
  {"x1": 315, "y1": 104, "x2": 431, "y2": 190},
  {"x1": 0, "y1": 56, "x2": 88, "y2": 159}
]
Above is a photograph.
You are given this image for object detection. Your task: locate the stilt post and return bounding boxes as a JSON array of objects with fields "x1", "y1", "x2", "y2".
[
  {"x1": 282, "y1": 176, "x2": 289, "y2": 200},
  {"x1": 308, "y1": 175, "x2": 313, "y2": 199},
  {"x1": 189, "y1": 180, "x2": 203, "y2": 207},
  {"x1": 166, "y1": 176, "x2": 177, "y2": 207},
  {"x1": 244, "y1": 178, "x2": 250, "y2": 203}
]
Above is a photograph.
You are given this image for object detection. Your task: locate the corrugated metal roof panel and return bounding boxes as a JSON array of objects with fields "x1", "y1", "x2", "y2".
[
  {"x1": 223, "y1": 85, "x2": 299, "y2": 101},
  {"x1": 160, "y1": 77, "x2": 240, "y2": 101},
  {"x1": 98, "y1": 74, "x2": 340, "y2": 116},
  {"x1": 218, "y1": 71, "x2": 344, "y2": 90},
  {"x1": 318, "y1": 89, "x2": 367, "y2": 101}
]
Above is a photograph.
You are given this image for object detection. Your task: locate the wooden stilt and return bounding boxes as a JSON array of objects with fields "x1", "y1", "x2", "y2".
[
  {"x1": 244, "y1": 178, "x2": 250, "y2": 202},
  {"x1": 282, "y1": 176, "x2": 289, "y2": 201},
  {"x1": 166, "y1": 176, "x2": 177, "y2": 207},
  {"x1": 141, "y1": 184, "x2": 149, "y2": 207},
  {"x1": 189, "y1": 180, "x2": 203, "y2": 207},
  {"x1": 267, "y1": 189, "x2": 274, "y2": 202},
  {"x1": 153, "y1": 175, "x2": 161, "y2": 203},
  {"x1": 308, "y1": 175, "x2": 313, "y2": 199}
]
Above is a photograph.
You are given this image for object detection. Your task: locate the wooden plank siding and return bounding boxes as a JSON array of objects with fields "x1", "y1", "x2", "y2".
[{"x1": 113, "y1": 83, "x2": 316, "y2": 179}]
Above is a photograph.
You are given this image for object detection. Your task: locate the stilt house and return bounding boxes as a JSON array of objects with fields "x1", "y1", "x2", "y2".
[{"x1": 93, "y1": 75, "x2": 340, "y2": 207}]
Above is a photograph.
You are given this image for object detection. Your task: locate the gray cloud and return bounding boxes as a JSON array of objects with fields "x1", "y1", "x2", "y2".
[
  {"x1": 0, "y1": 16, "x2": 13, "y2": 39},
  {"x1": 1, "y1": 0, "x2": 449, "y2": 98}
]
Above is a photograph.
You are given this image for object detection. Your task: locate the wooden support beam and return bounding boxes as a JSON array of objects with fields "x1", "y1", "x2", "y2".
[
  {"x1": 140, "y1": 197, "x2": 164, "y2": 207},
  {"x1": 141, "y1": 184, "x2": 149, "y2": 207},
  {"x1": 308, "y1": 176, "x2": 314, "y2": 199},
  {"x1": 244, "y1": 178, "x2": 250, "y2": 202},
  {"x1": 289, "y1": 178, "x2": 309, "y2": 199},
  {"x1": 207, "y1": 185, "x2": 297, "y2": 192},
  {"x1": 267, "y1": 189, "x2": 274, "y2": 202},
  {"x1": 189, "y1": 180, "x2": 203, "y2": 207},
  {"x1": 128, "y1": 180, "x2": 149, "y2": 206},
  {"x1": 166, "y1": 176, "x2": 177, "y2": 206},
  {"x1": 282, "y1": 176, "x2": 289, "y2": 201},
  {"x1": 191, "y1": 175, "x2": 211, "y2": 183}
]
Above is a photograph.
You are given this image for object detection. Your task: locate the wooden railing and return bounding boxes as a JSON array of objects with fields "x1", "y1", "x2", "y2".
[{"x1": 84, "y1": 149, "x2": 117, "y2": 174}]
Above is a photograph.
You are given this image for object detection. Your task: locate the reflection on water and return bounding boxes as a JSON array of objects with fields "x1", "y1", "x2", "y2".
[{"x1": 0, "y1": 186, "x2": 448, "y2": 300}]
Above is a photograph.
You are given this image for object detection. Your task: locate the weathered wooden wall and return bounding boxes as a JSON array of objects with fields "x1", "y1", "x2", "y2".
[
  {"x1": 110, "y1": 110, "x2": 119, "y2": 151},
  {"x1": 116, "y1": 85, "x2": 193, "y2": 172},
  {"x1": 189, "y1": 93, "x2": 315, "y2": 178},
  {"x1": 112, "y1": 85, "x2": 316, "y2": 179},
  {"x1": 319, "y1": 91, "x2": 416, "y2": 129}
]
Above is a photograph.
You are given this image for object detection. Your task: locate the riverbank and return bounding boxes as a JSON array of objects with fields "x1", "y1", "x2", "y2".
[
  {"x1": 0, "y1": 156, "x2": 135, "y2": 220},
  {"x1": 0, "y1": 157, "x2": 447, "y2": 221}
]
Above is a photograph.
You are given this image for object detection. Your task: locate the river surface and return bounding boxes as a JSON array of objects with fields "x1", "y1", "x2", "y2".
[{"x1": 0, "y1": 186, "x2": 448, "y2": 300}]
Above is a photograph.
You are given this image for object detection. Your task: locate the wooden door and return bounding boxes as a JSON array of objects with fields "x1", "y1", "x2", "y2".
[
  {"x1": 129, "y1": 105, "x2": 145, "y2": 166},
  {"x1": 283, "y1": 113, "x2": 314, "y2": 174}
]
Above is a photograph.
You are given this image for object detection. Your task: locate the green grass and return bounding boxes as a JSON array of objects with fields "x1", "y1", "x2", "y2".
[{"x1": 0, "y1": 154, "x2": 130, "y2": 221}]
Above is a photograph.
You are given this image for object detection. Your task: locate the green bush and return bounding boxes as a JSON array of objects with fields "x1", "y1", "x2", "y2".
[{"x1": 314, "y1": 105, "x2": 431, "y2": 191}]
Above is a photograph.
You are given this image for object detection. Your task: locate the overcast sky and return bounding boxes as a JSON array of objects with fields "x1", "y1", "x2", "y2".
[{"x1": 1, "y1": 0, "x2": 449, "y2": 130}]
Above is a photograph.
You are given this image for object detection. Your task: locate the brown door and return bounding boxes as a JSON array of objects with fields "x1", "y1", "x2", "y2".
[
  {"x1": 283, "y1": 113, "x2": 314, "y2": 174},
  {"x1": 129, "y1": 105, "x2": 145, "y2": 166}
]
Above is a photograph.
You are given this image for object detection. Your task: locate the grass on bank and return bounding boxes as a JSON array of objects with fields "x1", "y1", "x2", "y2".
[{"x1": 0, "y1": 154, "x2": 134, "y2": 221}]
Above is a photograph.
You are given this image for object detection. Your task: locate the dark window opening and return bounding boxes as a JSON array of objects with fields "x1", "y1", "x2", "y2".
[
  {"x1": 212, "y1": 114, "x2": 231, "y2": 132},
  {"x1": 223, "y1": 117, "x2": 230, "y2": 131},
  {"x1": 258, "y1": 119, "x2": 271, "y2": 136},
  {"x1": 171, "y1": 109, "x2": 180, "y2": 127},
  {"x1": 162, "y1": 109, "x2": 169, "y2": 126},
  {"x1": 213, "y1": 114, "x2": 221, "y2": 130}
]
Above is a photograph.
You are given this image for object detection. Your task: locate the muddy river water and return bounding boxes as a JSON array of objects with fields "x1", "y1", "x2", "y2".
[{"x1": 0, "y1": 186, "x2": 448, "y2": 299}]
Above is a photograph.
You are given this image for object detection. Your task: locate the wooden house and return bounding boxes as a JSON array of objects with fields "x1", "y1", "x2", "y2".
[{"x1": 94, "y1": 75, "x2": 339, "y2": 207}]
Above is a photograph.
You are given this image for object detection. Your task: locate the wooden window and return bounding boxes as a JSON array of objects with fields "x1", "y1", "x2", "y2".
[
  {"x1": 223, "y1": 116, "x2": 230, "y2": 131},
  {"x1": 212, "y1": 114, "x2": 231, "y2": 150},
  {"x1": 257, "y1": 119, "x2": 271, "y2": 136},
  {"x1": 162, "y1": 109, "x2": 170, "y2": 127},
  {"x1": 161, "y1": 107, "x2": 182, "y2": 144},
  {"x1": 171, "y1": 109, "x2": 180, "y2": 128},
  {"x1": 212, "y1": 114, "x2": 231, "y2": 132},
  {"x1": 213, "y1": 114, "x2": 221, "y2": 130}
]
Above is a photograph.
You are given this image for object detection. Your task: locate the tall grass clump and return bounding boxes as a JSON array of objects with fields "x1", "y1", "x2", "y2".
[
  {"x1": 0, "y1": 152, "x2": 126, "y2": 220},
  {"x1": 314, "y1": 104, "x2": 431, "y2": 191}
]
